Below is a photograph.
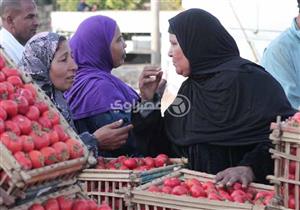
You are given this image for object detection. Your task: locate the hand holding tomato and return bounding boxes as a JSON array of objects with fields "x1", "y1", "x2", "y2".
[{"x1": 215, "y1": 166, "x2": 254, "y2": 188}]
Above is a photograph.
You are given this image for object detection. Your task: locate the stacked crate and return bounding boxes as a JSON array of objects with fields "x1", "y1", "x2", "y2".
[
  {"x1": 78, "y1": 158, "x2": 186, "y2": 210},
  {"x1": 0, "y1": 48, "x2": 94, "y2": 208},
  {"x1": 268, "y1": 115, "x2": 300, "y2": 210}
]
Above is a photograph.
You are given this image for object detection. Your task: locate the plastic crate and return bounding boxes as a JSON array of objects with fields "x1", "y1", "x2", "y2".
[
  {"x1": 267, "y1": 116, "x2": 300, "y2": 210},
  {"x1": 78, "y1": 158, "x2": 186, "y2": 210},
  {"x1": 131, "y1": 168, "x2": 274, "y2": 210}
]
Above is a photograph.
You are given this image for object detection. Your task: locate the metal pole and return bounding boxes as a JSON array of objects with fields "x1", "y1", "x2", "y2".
[{"x1": 151, "y1": 0, "x2": 161, "y2": 65}]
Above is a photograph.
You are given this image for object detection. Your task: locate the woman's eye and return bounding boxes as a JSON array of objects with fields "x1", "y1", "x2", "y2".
[{"x1": 60, "y1": 57, "x2": 67, "y2": 62}]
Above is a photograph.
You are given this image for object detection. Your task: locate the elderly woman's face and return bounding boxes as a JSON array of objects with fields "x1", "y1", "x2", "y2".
[
  {"x1": 110, "y1": 25, "x2": 127, "y2": 68},
  {"x1": 168, "y1": 34, "x2": 190, "y2": 77},
  {"x1": 50, "y1": 40, "x2": 78, "y2": 91}
]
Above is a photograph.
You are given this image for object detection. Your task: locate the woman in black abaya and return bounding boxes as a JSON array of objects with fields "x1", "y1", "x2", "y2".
[{"x1": 132, "y1": 8, "x2": 296, "y2": 186}]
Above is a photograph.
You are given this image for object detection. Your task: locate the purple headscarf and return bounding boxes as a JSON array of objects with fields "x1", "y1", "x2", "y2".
[{"x1": 65, "y1": 16, "x2": 139, "y2": 120}]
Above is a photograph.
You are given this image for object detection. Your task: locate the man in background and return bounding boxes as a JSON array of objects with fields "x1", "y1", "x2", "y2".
[
  {"x1": 77, "y1": 0, "x2": 90, "y2": 12},
  {"x1": 260, "y1": 0, "x2": 300, "y2": 110},
  {"x1": 0, "y1": 0, "x2": 38, "y2": 64}
]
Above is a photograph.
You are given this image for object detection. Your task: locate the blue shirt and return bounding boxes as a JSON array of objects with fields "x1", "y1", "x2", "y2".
[{"x1": 261, "y1": 18, "x2": 300, "y2": 109}]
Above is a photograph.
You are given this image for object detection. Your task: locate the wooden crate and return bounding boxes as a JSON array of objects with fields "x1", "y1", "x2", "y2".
[
  {"x1": 78, "y1": 158, "x2": 186, "y2": 210},
  {"x1": 0, "y1": 48, "x2": 94, "y2": 203},
  {"x1": 131, "y1": 168, "x2": 274, "y2": 210},
  {"x1": 267, "y1": 116, "x2": 300, "y2": 210}
]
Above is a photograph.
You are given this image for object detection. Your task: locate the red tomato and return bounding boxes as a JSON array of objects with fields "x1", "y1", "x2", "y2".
[
  {"x1": 17, "y1": 88, "x2": 35, "y2": 105},
  {"x1": 14, "y1": 151, "x2": 32, "y2": 170},
  {"x1": 97, "y1": 202, "x2": 112, "y2": 210},
  {"x1": 0, "y1": 106, "x2": 7, "y2": 120},
  {"x1": 43, "y1": 110, "x2": 60, "y2": 126},
  {"x1": 20, "y1": 135, "x2": 35, "y2": 152},
  {"x1": 190, "y1": 184, "x2": 207, "y2": 198},
  {"x1": 185, "y1": 178, "x2": 202, "y2": 189},
  {"x1": 47, "y1": 129, "x2": 59, "y2": 145},
  {"x1": 2, "y1": 67, "x2": 20, "y2": 77},
  {"x1": 72, "y1": 199, "x2": 90, "y2": 210},
  {"x1": 208, "y1": 192, "x2": 223, "y2": 201},
  {"x1": 163, "y1": 177, "x2": 181, "y2": 188},
  {"x1": 87, "y1": 200, "x2": 98, "y2": 210},
  {"x1": 29, "y1": 204, "x2": 45, "y2": 210},
  {"x1": 154, "y1": 154, "x2": 169, "y2": 167},
  {"x1": 171, "y1": 185, "x2": 188, "y2": 196},
  {"x1": 1, "y1": 131, "x2": 22, "y2": 153},
  {"x1": 0, "y1": 100, "x2": 18, "y2": 117},
  {"x1": 0, "y1": 82, "x2": 8, "y2": 99},
  {"x1": 23, "y1": 83, "x2": 37, "y2": 99},
  {"x1": 292, "y1": 112, "x2": 300, "y2": 124},
  {"x1": 43, "y1": 198, "x2": 60, "y2": 210},
  {"x1": 161, "y1": 186, "x2": 172, "y2": 194},
  {"x1": 57, "y1": 196, "x2": 73, "y2": 210},
  {"x1": 119, "y1": 164, "x2": 129, "y2": 170},
  {"x1": 26, "y1": 105, "x2": 40, "y2": 121},
  {"x1": 219, "y1": 189, "x2": 233, "y2": 201},
  {"x1": 288, "y1": 197, "x2": 295, "y2": 209},
  {"x1": 35, "y1": 101, "x2": 49, "y2": 114},
  {"x1": 29, "y1": 150, "x2": 45, "y2": 168},
  {"x1": 30, "y1": 130, "x2": 50, "y2": 149},
  {"x1": 66, "y1": 139, "x2": 84, "y2": 159},
  {"x1": 5, "y1": 120, "x2": 21, "y2": 135},
  {"x1": 53, "y1": 124, "x2": 69, "y2": 141},
  {"x1": 0, "y1": 71, "x2": 5, "y2": 82},
  {"x1": 202, "y1": 181, "x2": 216, "y2": 190},
  {"x1": 9, "y1": 94, "x2": 29, "y2": 115},
  {"x1": 123, "y1": 158, "x2": 138, "y2": 169},
  {"x1": 7, "y1": 75, "x2": 23, "y2": 88},
  {"x1": 148, "y1": 185, "x2": 161, "y2": 192},
  {"x1": 12, "y1": 115, "x2": 32, "y2": 135},
  {"x1": 40, "y1": 147, "x2": 57, "y2": 165},
  {"x1": 52, "y1": 142, "x2": 70, "y2": 161},
  {"x1": 144, "y1": 157, "x2": 155, "y2": 168},
  {"x1": 232, "y1": 182, "x2": 243, "y2": 190},
  {"x1": 39, "y1": 116, "x2": 52, "y2": 129},
  {"x1": 2, "y1": 81, "x2": 14, "y2": 95}
]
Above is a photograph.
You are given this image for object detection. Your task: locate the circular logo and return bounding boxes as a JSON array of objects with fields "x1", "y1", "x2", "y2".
[{"x1": 167, "y1": 94, "x2": 191, "y2": 117}]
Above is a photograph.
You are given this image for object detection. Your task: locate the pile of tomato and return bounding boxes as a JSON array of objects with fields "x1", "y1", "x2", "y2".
[
  {"x1": 147, "y1": 177, "x2": 274, "y2": 205},
  {"x1": 28, "y1": 195, "x2": 111, "y2": 210},
  {"x1": 0, "y1": 55, "x2": 84, "y2": 171},
  {"x1": 96, "y1": 154, "x2": 171, "y2": 170}
]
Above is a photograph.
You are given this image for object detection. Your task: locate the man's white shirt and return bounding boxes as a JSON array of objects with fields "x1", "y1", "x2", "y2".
[{"x1": 0, "y1": 27, "x2": 24, "y2": 65}]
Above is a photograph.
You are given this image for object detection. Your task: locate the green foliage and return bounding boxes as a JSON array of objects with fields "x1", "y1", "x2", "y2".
[
  {"x1": 160, "y1": 0, "x2": 182, "y2": 10},
  {"x1": 55, "y1": 0, "x2": 181, "y2": 11}
]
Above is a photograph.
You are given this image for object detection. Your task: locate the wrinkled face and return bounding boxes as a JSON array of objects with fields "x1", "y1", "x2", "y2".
[
  {"x1": 110, "y1": 25, "x2": 127, "y2": 68},
  {"x1": 50, "y1": 41, "x2": 78, "y2": 91},
  {"x1": 10, "y1": 0, "x2": 39, "y2": 45},
  {"x1": 168, "y1": 33, "x2": 190, "y2": 77}
]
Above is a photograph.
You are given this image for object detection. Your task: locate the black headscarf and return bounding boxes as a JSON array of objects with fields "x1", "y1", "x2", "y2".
[{"x1": 164, "y1": 8, "x2": 296, "y2": 146}]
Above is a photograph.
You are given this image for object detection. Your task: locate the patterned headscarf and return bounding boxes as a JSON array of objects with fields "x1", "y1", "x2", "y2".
[{"x1": 18, "y1": 32, "x2": 74, "y2": 126}]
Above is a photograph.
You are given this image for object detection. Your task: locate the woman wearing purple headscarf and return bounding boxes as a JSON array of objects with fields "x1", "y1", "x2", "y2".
[{"x1": 65, "y1": 16, "x2": 140, "y2": 157}]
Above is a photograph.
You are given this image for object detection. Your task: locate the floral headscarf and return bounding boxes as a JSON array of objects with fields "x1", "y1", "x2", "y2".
[{"x1": 18, "y1": 32, "x2": 74, "y2": 126}]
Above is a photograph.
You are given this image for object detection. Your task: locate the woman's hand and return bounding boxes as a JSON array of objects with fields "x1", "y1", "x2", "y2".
[
  {"x1": 139, "y1": 66, "x2": 163, "y2": 101},
  {"x1": 215, "y1": 166, "x2": 255, "y2": 188},
  {"x1": 93, "y1": 119, "x2": 133, "y2": 151}
]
